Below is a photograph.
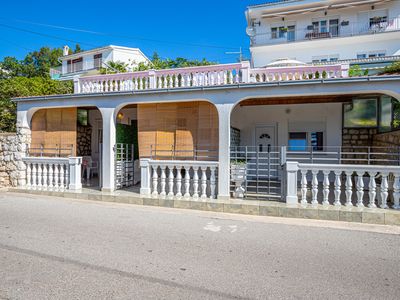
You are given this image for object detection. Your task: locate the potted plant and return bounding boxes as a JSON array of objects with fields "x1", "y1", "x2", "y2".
[{"x1": 231, "y1": 159, "x2": 247, "y2": 198}]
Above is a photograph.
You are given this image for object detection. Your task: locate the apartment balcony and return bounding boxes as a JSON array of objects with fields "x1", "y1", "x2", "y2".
[
  {"x1": 250, "y1": 18, "x2": 400, "y2": 47},
  {"x1": 74, "y1": 61, "x2": 349, "y2": 94}
]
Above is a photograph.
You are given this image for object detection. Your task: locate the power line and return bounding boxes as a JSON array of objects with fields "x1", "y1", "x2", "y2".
[
  {"x1": 0, "y1": 37, "x2": 35, "y2": 52},
  {"x1": 4, "y1": 18, "x2": 240, "y2": 50},
  {"x1": 0, "y1": 23, "x2": 100, "y2": 48}
]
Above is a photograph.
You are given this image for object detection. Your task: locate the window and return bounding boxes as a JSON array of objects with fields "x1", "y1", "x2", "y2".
[
  {"x1": 287, "y1": 25, "x2": 296, "y2": 42},
  {"x1": 288, "y1": 132, "x2": 307, "y2": 151},
  {"x1": 370, "y1": 16, "x2": 387, "y2": 27},
  {"x1": 77, "y1": 109, "x2": 88, "y2": 126},
  {"x1": 343, "y1": 98, "x2": 378, "y2": 128},
  {"x1": 94, "y1": 53, "x2": 102, "y2": 69},
  {"x1": 379, "y1": 96, "x2": 392, "y2": 132},
  {"x1": 71, "y1": 57, "x2": 83, "y2": 72},
  {"x1": 358, "y1": 51, "x2": 386, "y2": 59},
  {"x1": 271, "y1": 26, "x2": 293, "y2": 39},
  {"x1": 329, "y1": 19, "x2": 339, "y2": 37},
  {"x1": 271, "y1": 27, "x2": 278, "y2": 39},
  {"x1": 311, "y1": 132, "x2": 323, "y2": 151}
]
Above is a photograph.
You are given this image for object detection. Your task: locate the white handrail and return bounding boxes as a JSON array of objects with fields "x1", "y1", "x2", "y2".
[
  {"x1": 285, "y1": 161, "x2": 400, "y2": 209},
  {"x1": 140, "y1": 159, "x2": 219, "y2": 200},
  {"x1": 22, "y1": 157, "x2": 82, "y2": 191}
]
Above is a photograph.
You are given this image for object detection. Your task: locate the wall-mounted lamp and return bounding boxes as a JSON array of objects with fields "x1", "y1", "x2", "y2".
[
  {"x1": 324, "y1": 11, "x2": 327, "y2": 16},
  {"x1": 117, "y1": 112, "x2": 124, "y2": 121},
  {"x1": 252, "y1": 20, "x2": 261, "y2": 27},
  {"x1": 282, "y1": 17, "x2": 285, "y2": 21},
  {"x1": 371, "y1": 5, "x2": 375, "y2": 10}
]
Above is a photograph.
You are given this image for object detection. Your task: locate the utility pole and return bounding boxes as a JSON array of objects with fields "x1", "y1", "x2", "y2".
[{"x1": 225, "y1": 47, "x2": 243, "y2": 62}]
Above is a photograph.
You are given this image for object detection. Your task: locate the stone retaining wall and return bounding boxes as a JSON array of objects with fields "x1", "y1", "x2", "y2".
[
  {"x1": 0, "y1": 129, "x2": 30, "y2": 187},
  {"x1": 77, "y1": 125, "x2": 92, "y2": 156},
  {"x1": 342, "y1": 128, "x2": 377, "y2": 147},
  {"x1": 373, "y1": 130, "x2": 400, "y2": 147}
]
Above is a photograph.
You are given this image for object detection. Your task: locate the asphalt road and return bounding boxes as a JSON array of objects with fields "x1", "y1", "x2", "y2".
[{"x1": 0, "y1": 192, "x2": 399, "y2": 300}]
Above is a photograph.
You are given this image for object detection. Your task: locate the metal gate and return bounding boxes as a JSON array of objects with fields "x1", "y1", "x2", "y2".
[
  {"x1": 230, "y1": 146, "x2": 284, "y2": 200},
  {"x1": 115, "y1": 143, "x2": 135, "y2": 189}
]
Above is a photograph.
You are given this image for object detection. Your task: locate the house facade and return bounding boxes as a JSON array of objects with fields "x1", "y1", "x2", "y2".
[
  {"x1": 246, "y1": 0, "x2": 400, "y2": 67},
  {"x1": 10, "y1": 0, "x2": 400, "y2": 210},
  {"x1": 50, "y1": 45, "x2": 150, "y2": 80}
]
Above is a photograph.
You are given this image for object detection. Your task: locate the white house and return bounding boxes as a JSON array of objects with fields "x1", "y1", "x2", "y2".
[
  {"x1": 10, "y1": 0, "x2": 400, "y2": 210},
  {"x1": 51, "y1": 45, "x2": 150, "y2": 80},
  {"x1": 246, "y1": 0, "x2": 400, "y2": 67}
]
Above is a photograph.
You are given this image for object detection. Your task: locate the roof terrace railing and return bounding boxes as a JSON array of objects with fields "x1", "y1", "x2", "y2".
[
  {"x1": 74, "y1": 61, "x2": 349, "y2": 94},
  {"x1": 250, "y1": 18, "x2": 400, "y2": 47}
]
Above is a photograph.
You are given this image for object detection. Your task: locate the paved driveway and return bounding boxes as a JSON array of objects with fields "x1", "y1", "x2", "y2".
[{"x1": 0, "y1": 192, "x2": 399, "y2": 299}]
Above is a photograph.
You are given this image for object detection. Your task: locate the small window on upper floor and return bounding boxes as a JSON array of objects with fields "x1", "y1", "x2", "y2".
[
  {"x1": 94, "y1": 53, "x2": 102, "y2": 69},
  {"x1": 271, "y1": 27, "x2": 278, "y2": 39},
  {"x1": 357, "y1": 53, "x2": 367, "y2": 59}
]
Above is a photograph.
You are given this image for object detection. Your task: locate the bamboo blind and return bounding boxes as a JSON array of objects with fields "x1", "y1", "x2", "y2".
[
  {"x1": 31, "y1": 108, "x2": 77, "y2": 156},
  {"x1": 137, "y1": 102, "x2": 218, "y2": 159}
]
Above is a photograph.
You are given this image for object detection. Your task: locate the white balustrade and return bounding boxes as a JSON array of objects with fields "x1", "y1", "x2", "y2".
[
  {"x1": 22, "y1": 157, "x2": 82, "y2": 191},
  {"x1": 250, "y1": 64, "x2": 348, "y2": 83},
  {"x1": 76, "y1": 62, "x2": 247, "y2": 94},
  {"x1": 74, "y1": 61, "x2": 351, "y2": 94},
  {"x1": 285, "y1": 162, "x2": 400, "y2": 209},
  {"x1": 140, "y1": 159, "x2": 219, "y2": 200}
]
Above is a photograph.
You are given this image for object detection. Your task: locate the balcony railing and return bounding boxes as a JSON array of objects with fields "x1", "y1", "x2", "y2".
[
  {"x1": 74, "y1": 61, "x2": 350, "y2": 94},
  {"x1": 250, "y1": 18, "x2": 400, "y2": 47}
]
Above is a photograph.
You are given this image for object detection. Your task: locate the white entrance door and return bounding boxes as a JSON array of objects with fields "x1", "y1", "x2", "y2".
[{"x1": 255, "y1": 125, "x2": 276, "y2": 153}]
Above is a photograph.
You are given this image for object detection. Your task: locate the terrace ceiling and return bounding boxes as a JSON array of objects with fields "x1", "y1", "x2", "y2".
[{"x1": 257, "y1": 0, "x2": 392, "y2": 18}]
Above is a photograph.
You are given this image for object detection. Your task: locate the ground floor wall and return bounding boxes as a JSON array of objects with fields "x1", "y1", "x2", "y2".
[{"x1": 231, "y1": 103, "x2": 342, "y2": 148}]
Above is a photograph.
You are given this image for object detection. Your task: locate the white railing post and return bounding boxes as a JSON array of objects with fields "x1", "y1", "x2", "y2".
[
  {"x1": 73, "y1": 75, "x2": 81, "y2": 94},
  {"x1": 393, "y1": 173, "x2": 400, "y2": 210},
  {"x1": 68, "y1": 157, "x2": 82, "y2": 190},
  {"x1": 149, "y1": 70, "x2": 156, "y2": 89},
  {"x1": 240, "y1": 61, "x2": 251, "y2": 83},
  {"x1": 285, "y1": 161, "x2": 299, "y2": 205},
  {"x1": 140, "y1": 158, "x2": 151, "y2": 197}
]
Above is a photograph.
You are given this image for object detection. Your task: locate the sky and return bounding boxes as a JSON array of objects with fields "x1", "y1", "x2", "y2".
[{"x1": 0, "y1": 0, "x2": 270, "y2": 64}]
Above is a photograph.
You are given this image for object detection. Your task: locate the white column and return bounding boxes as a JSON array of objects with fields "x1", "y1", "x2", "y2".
[
  {"x1": 285, "y1": 161, "x2": 299, "y2": 205},
  {"x1": 311, "y1": 170, "x2": 319, "y2": 206},
  {"x1": 333, "y1": 171, "x2": 342, "y2": 206},
  {"x1": 140, "y1": 159, "x2": 151, "y2": 196},
  {"x1": 356, "y1": 171, "x2": 365, "y2": 207},
  {"x1": 393, "y1": 173, "x2": 400, "y2": 210},
  {"x1": 215, "y1": 103, "x2": 234, "y2": 200},
  {"x1": 322, "y1": 170, "x2": 330, "y2": 206},
  {"x1": 99, "y1": 107, "x2": 116, "y2": 192},
  {"x1": 68, "y1": 157, "x2": 82, "y2": 190}
]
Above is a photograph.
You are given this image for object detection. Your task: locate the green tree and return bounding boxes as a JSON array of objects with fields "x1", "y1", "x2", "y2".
[
  {"x1": 349, "y1": 65, "x2": 369, "y2": 77},
  {"x1": 100, "y1": 61, "x2": 129, "y2": 74},
  {"x1": 0, "y1": 77, "x2": 73, "y2": 132},
  {"x1": 134, "y1": 52, "x2": 216, "y2": 71},
  {"x1": 380, "y1": 61, "x2": 400, "y2": 75}
]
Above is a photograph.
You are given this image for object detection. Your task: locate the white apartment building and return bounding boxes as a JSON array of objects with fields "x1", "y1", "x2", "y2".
[
  {"x1": 51, "y1": 45, "x2": 150, "y2": 80},
  {"x1": 246, "y1": 0, "x2": 400, "y2": 67}
]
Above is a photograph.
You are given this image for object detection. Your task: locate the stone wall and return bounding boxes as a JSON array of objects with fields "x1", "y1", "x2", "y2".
[
  {"x1": 77, "y1": 125, "x2": 92, "y2": 156},
  {"x1": 373, "y1": 130, "x2": 400, "y2": 147},
  {"x1": 0, "y1": 128, "x2": 30, "y2": 187},
  {"x1": 342, "y1": 128, "x2": 377, "y2": 148}
]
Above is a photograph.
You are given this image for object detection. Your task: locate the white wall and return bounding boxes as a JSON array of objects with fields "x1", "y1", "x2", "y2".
[
  {"x1": 112, "y1": 49, "x2": 149, "y2": 70},
  {"x1": 231, "y1": 103, "x2": 342, "y2": 147},
  {"x1": 249, "y1": 1, "x2": 400, "y2": 66}
]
